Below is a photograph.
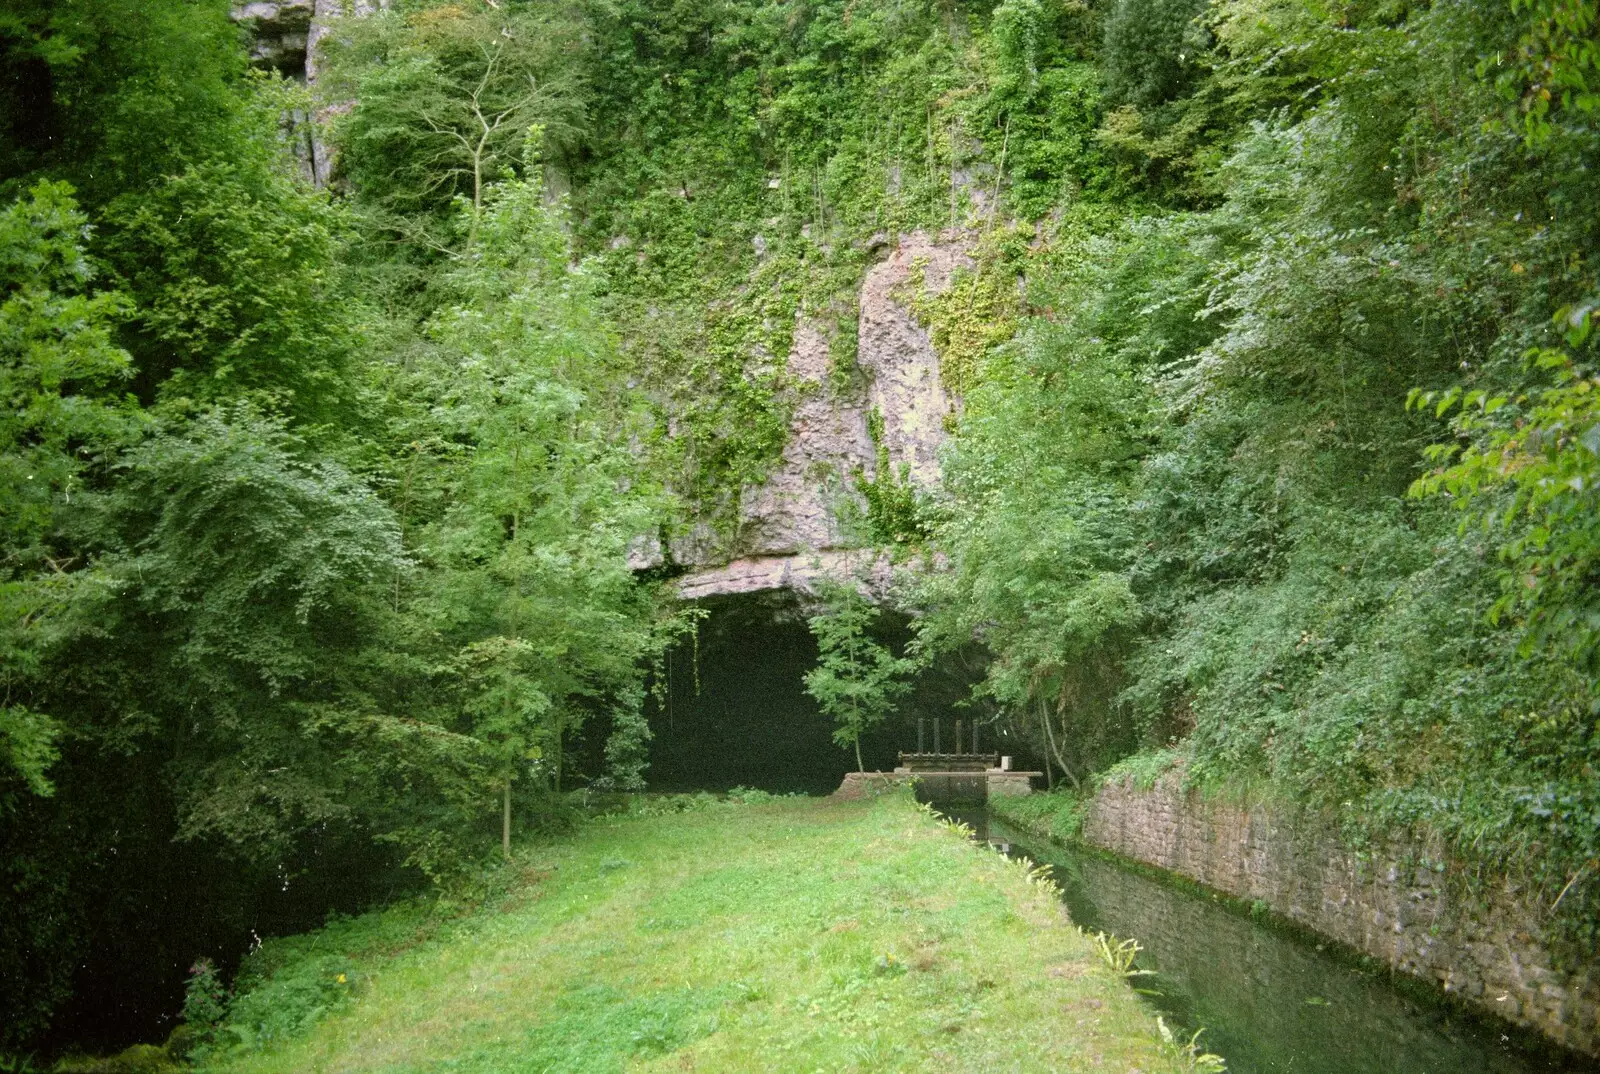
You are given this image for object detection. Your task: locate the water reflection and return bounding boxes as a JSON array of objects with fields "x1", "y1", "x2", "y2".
[{"x1": 970, "y1": 812, "x2": 1592, "y2": 1074}]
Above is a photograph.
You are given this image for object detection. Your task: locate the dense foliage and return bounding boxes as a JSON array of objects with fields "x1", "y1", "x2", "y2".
[
  {"x1": 904, "y1": 0, "x2": 1600, "y2": 964},
  {"x1": 2, "y1": 0, "x2": 1597, "y2": 1056},
  {"x1": 0, "y1": 0, "x2": 682, "y2": 1050}
]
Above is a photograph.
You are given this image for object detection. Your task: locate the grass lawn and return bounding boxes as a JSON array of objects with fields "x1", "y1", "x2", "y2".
[{"x1": 200, "y1": 793, "x2": 1188, "y2": 1074}]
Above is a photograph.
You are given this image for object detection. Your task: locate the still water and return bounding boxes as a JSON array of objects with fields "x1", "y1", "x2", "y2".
[{"x1": 956, "y1": 809, "x2": 1594, "y2": 1074}]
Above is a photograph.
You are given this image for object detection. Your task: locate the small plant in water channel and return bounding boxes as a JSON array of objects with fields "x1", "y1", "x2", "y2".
[
  {"x1": 1094, "y1": 932, "x2": 1229, "y2": 1071},
  {"x1": 1092, "y1": 932, "x2": 1154, "y2": 980},
  {"x1": 803, "y1": 580, "x2": 916, "y2": 772},
  {"x1": 1158, "y1": 1016, "x2": 1228, "y2": 1072}
]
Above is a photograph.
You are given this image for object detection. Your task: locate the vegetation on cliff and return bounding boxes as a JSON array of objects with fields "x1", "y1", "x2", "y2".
[{"x1": 906, "y1": 0, "x2": 1600, "y2": 968}]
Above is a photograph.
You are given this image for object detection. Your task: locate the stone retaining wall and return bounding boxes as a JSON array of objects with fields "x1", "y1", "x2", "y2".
[{"x1": 1080, "y1": 772, "x2": 1599, "y2": 1057}]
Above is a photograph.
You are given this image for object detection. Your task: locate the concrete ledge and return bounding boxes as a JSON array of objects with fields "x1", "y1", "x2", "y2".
[
  {"x1": 831, "y1": 771, "x2": 913, "y2": 801},
  {"x1": 831, "y1": 769, "x2": 1040, "y2": 802},
  {"x1": 987, "y1": 771, "x2": 1039, "y2": 797}
]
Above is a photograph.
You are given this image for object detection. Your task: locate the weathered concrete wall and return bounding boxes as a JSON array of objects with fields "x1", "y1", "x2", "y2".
[{"x1": 1082, "y1": 771, "x2": 1600, "y2": 1057}]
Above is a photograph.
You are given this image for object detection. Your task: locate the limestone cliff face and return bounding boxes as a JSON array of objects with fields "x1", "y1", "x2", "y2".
[
  {"x1": 232, "y1": 1, "x2": 314, "y2": 75},
  {"x1": 675, "y1": 231, "x2": 970, "y2": 599},
  {"x1": 731, "y1": 319, "x2": 871, "y2": 557},
  {"x1": 233, "y1": 0, "x2": 386, "y2": 185},
  {"x1": 858, "y1": 231, "x2": 969, "y2": 487},
  {"x1": 233, "y1": 0, "x2": 387, "y2": 80},
  {"x1": 231, "y1": 6, "x2": 964, "y2": 600}
]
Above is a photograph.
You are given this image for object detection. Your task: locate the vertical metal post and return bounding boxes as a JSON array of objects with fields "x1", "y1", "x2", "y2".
[
  {"x1": 917, "y1": 718, "x2": 925, "y2": 753},
  {"x1": 955, "y1": 720, "x2": 963, "y2": 755},
  {"x1": 933, "y1": 719, "x2": 941, "y2": 755},
  {"x1": 973, "y1": 722, "x2": 980, "y2": 756}
]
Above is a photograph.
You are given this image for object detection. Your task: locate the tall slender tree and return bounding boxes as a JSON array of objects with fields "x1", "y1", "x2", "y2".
[{"x1": 804, "y1": 582, "x2": 915, "y2": 773}]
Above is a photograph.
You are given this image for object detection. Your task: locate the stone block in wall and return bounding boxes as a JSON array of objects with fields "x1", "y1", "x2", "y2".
[{"x1": 987, "y1": 772, "x2": 1036, "y2": 797}]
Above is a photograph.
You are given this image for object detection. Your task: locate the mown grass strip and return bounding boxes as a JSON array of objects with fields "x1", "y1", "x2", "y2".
[{"x1": 203, "y1": 794, "x2": 1185, "y2": 1074}]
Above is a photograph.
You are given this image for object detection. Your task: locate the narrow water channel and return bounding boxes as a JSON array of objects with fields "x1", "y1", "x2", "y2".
[{"x1": 948, "y1": 808, "x2": 1594, "y2": 1074}]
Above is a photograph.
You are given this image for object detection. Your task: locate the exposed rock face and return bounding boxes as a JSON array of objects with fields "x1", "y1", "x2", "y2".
[
  {"x1": 734, "y1": 319, "x2": 874, "y2": 557},
  {"x1": 303, "y1": 1, "x2": 390, "y2": 185},
  {"x1": 226, "y1": 3, "x2": 964, "y2": 601},
  {"x1": 232, "y1": 0, "x2": 388, "y2": 184},
  {"x1": 232, "y1": 1, "x2": 314, "y2": 76},
  {"x1": 859, "y1": 230, "x2": 971, "y2": 486},
  {"x1": 675, "y1": 230, "x2": 970, "y2": 600},
  {"x1": 677, "y1": 550, "x2": 895, "y2": 602}
]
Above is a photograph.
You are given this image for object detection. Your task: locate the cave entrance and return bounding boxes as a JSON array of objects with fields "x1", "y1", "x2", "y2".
[{"x1": 645, "y1": 590, "x2": 984, "y2": 796}]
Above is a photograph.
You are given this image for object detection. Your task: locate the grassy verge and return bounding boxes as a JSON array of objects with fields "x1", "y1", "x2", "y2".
[{"x1": 195, "y1": 792, "x2": 1187, "y2": 1074}]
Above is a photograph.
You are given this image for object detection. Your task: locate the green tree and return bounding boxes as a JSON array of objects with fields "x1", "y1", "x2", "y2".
[
  {"x1": 0, "y1": 181, "x2": 138, "y2": 803},
  {"x1": 0, "y1": 0, "x2": 248, "y2": 198},
  {"x1": 1100, "y1": 0, "x2": 1208, "y2": 112},
  {"x1": 1411, "y1": 332, "x2": 1600, "y2": 670},
  {"x1": 98, "y1": 78, "x2": 358, "y2": 424},
  {"x1": 88, "y1": 405, "x2": 408, "y2": 855},
  {"x1": 321, "y1": 3, "x2": 589, "y2": 244},
  {"x1": 913, "y1": 216, "x2": 1163, "y2": 785},
  {"x1": 388, "y1": 162, "x2": 677, "y2": 856},
  {"x1": 804, "y1": 581, "x2": 915, "y2": 773}
]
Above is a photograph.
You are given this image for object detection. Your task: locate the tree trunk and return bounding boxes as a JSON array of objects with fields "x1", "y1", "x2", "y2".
[
  {"x1": 554, "y1": 714, "x2": 564, "y2": 794},
  {"x1": 502, "y1": 780, "x2": 512, "y2": 861},
  {"x1": 1038, "y1": 696, "x2": 1081, "y2": 791},
  {"x1": 855, "y1": 736, "x2": 864, "y2": 774}
]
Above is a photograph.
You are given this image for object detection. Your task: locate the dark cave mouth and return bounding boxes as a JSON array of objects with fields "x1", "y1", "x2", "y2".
[{"x1": 644, "y1": 590, "x2": 989, "y2": 796}]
